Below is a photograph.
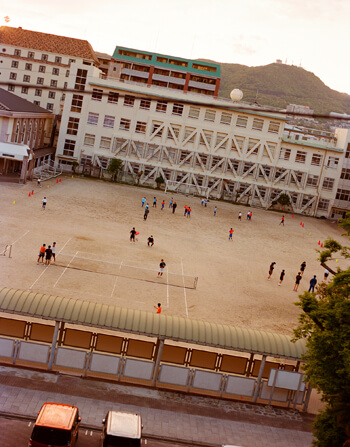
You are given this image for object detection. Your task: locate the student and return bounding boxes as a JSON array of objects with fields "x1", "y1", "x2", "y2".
[
  {"x1": 144, "y1": 208, "x2": 149, "y2": 221},
  {"x1": 187, "y1": 207, "x2": 191, "y2": 218},
  {"x1": 42, "y1": 197, "x2": 47, "y2": 209},
  {"x1": 169, "y1": 198, "x2": 173, "y2": 208},
  {"x1": 308, "y1": 275, "x2": 317, "y2": 292},
  {"x1": 158, "y1": 259, "x2": 166, "y2": 277},
  {"x1": 268, "y1": 262, "x2": 276, "y2": 280},
  {"x1": 147, "y1": 235, "x2": 154, "y2": 247},
  {"x1": 324, "y1": 269, "x2": 330, "y2": 281},
  {"x1": 278, "y1": 270, "x2": 285, "y2": 286},
  {"x1": 161, "y1": 200, "x2": 165, "y2": 210},
  {"x1": 184, "y1": 205, "x2": 188, "y2": 216},
  {"x1": 154, "y1": 303, "x2": 162, "y2": 314},
  {"x1": 293, "y1": 272, "x2": 302, "y2": 291},
  {"x1": 45, "y1": 245, "x2": 53, "y2": 265},
  {"x1": 279, "y1": 215, "x2": 285, "y2": 226},
  {"x1": 204, "y1": 200, "x2": 208, "y2": 208},
  {"x1": 37, "y1": 178, "x2": 41, "y2": 187},
  {"x1": 153, "y1": 197, "x2": 157, "y2": 207},
  {"x1": 51, "y1": 242, "x2": 56, "y2": 263},
  {"x1": 229, "y1": 228, "x2": 234, "y2": 241},
  {"x1": 238, "y1": 212, "x2": 242, "y2": 221},
  {"x1": 213, "y1": 207, "x2": 217, "y2": 217},
  {"x1": 172, "y1": 202, "x2": 177, "y2": 214},
  {"x1": 300, "y1": 261, "x2": 306, "y2": 276},
  {"x1": 201, "y1": 199, "x2": 204, "y2": 206},
  {"x1": 130, "y1": 227, "x2": 137, "y2": 242},
  {"x1": 145, "y1": 203, "x2": 149, "y2": 211},
  {"x1": 37, "y1": 244, "x2": 46, "y2": 264},
  {"x1": 141, "y1": 197, "x2": 146, "y2": 207}
]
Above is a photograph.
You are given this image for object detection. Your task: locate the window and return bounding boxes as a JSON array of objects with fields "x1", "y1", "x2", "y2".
[
  {"x1": 188, "y1": 106, "x2": 200, "y2": 119},
  {"x1": 37, "y1": 77, "x2": 44, "y2": 85},
  {"x1": 21, "y1": 87, "x2": 28, "y2": 94},
  {"x1": 327, "y1": 156, "x2": 339, "y2": 169},
  {"x1": 99, "y1": 137, "x2": 112, "y2": 150},
  {"x1": 23, "y1": 75, "x2": 30, "y2": 82},
  {"x1": 151, "y1": 122, "x2": 163, "y2": 136},
  {"x1": 252, "y1": 118, "x2": 264, "y2": 131},
  {"x1": 52, "y1": 67, "x2": 59, "y2": 75},
  {"x1": 268, "y1": 121, "x2": 280, "y2": 133},
  {"x1": 103, "y1": 115, "x2": 115, "y2": 128},
  {"x1": 80, "y1": 155, "x2": 92, "y2": 165},
  {"x1": 92, "y1": 88, "x2": 103, "y2": 101},
  {"x1": 322, "y1": 177, "x2": 335, "y2": 191},
  {"x1": 295, "y1": 151, "x2": 307, "y2": 163},
  {"x1": 63, "y1": 82, "x2": 68, "y2": 90},
  {"x1": 9, "y1": 72, "x2": 17, "y2": 80},
  {"x1": 172, "y1": 103, "x2": 184, "y2": 116},
  {"x1": 74, "y1": 68, "x2": 87, "y2": 91},
  {"x1": 71, "y1": 94, "x2": 83, "y2": 113},
  {"x1": 306, "y1": 174, "x2": 319, "y2": 188},
  {"x1": 28, "y1": 51, "x2": 34, "y2": 59},
  {"x1": 25, "y1": 63, "x2": 32, "y2": 71},
  {"x1": 279, "y1": 148, "x2": 291, "y2": 161},
  {"x1": 66, "y1": 70, "x2": 70, "y2": 77},
  {"x1": 50, "y1": 80, "x2": 58, "y2": 87},
  {"x1": 35, "y1": 89, "x2": 42, "y2": 97},
  {"x1": 140, "y1": 98, "x2": 151, "y2": 110},
  {"x1": 236, "y1": 115, "x2": 248, "y2": 128},
  {"x1": 97, "y1": 157, "x2": 109, "y2": 169},
  {"x1": 168, "y1": 126, "x2": 180, "y2": 140},
  {"x1": 48, "y1": 91, "x2": 56, "y2": 99},
  {"x1": 69, "y1": 59, "x2": 76, "y2": 65},
  {"x1": 345, "y1": 144, "x2": 350, "y2": 159},
  {"x1": 135, "y1": 121, "x2": 147, "y2": 134},
  {"x1": 67, "y1": 117, "x2": 80, "y2": 135},
  {"x1": 61, "y1": 94, "x2": 66, "y2": 101},
  {"x1": 63, "y1": 139, "x2": 76, "y2": 156},
  {"x1": 220, "y1": 113, "x2": 232, "y2": 125},
  {"x1": 156, "y1": 100, "x2": 167, "y2": 113},
  {"x1": 14, "y1": 49, "x2": 21, "y2": 56},
  {"x1": 8, "y1": 85, "x2": 15, "y2": 92},
  {"x1": 119, "y1": 118, "x2": 131, "y2": 131},
  {"x1": 33, "y1": 100, "x2": 40, "y2": 106},
  {"x1": 39, "y1": 65, "x2": 46, "y2": 73},
  {"x1": 11, "y1": 60, "x2": 18, "y2": 68},
  {"x1": 204, "y1": 109, "x2": 216, "y2": 122},
  {"x1": 55, "y1": 56, "x2": 62, "y2": 64},
  {"x1": 124, "y1": 95, "x2": 135, "y2": 107},
  {"x1": 341, "y1": 168, "x2": 350, "y2": 180},
  {"x1": 311, "y1": 153, "x2": 322, "y2": 166},
  {"x1": 318, "y1": 199, "x2": 330, "y2": 211},
  {"x1": 336, "y1": 189, "x2": 350, "y2": 201},
  {"x1": 87, "y1": 112, "x2": 99, "y2": 125},
  {"x1": 107, "y1": 91, "x2": 119, "y2": 104},
  {"x1": 46, "y1": 103, "x2": 53, "y2": 110},
  {"x1": 84, "y1": 133, "x2": 95, "y2": 146},
  {"x1": 41, "y1": 54, "x2": 48, "y2": 61}
]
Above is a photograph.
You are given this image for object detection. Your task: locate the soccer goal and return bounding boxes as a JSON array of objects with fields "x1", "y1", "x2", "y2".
[
  {"x1": 165, "y1": 180, "x2": 209, "y2": 198},
  {"x1": 0, "y1": 244, "x2": 12, "y2": 258}
]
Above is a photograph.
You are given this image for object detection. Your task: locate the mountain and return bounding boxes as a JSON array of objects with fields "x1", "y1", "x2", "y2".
[{"x1": 214, "y1": 62, "x2": 350, "y2": 115}]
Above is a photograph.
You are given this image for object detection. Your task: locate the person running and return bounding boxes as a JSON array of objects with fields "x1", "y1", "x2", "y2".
[
  {"x1": 247, "y1": 211, "x2": 250, "y2": 220},
  {"x1": 214, "y1": 207, "x2": 217, "y2": 217},
  {"x1": 187, "y1": 207, "x2": 191, "y2": 218},
  {"x1": 279, "y1": 215, "x2": 285, "y2": 226},
  {"x1": 51, "y1": 242, "x2": 56, "y2": 263},
  {"x1": 158, "y1": 259, "x2": 166, "y2": 277},
  {"x1": 293, "y1": 272, "x2": 302, "y2": 291},
  {"x1": 144, "y1": 208, "x2": 150, "y2": 221},
  {"x1": 141, "y1": 197, "x2": 146, "y2": 207},
  {"x1": 184, "y1": 205, "x2": 188, "y2": 216},
  {"x1": 169, "y1": 198, "x2": 173, "y2": 208},
  {"x1": 229, "y1": 228, "x2": 234, "y2": 241},
  {"x1": 300, "y1": 261, "x2": 306, "y2": 276},
  {"x1": 238, "y1": 212, "x2": 242, "y2": 221},
  {"x1": 153, "y1": 197, "x2": 157, "y2": 207},
  {"x1": 154, "y1": 303, "x2": 162, "y2": 314},
  {"x1": 37, "y1": 178, "x2": 41, "y2": 187},
  {"x1": 45, "y1": 245, "x2": 53, "y2": 265},
  {"x1": 278, "y1": 270, "x2": 285, "y2": 286},
  {"x1": 161, "y1": 200, "x2": 165, "y2": 210},
  {"x1": 249, "y1": 212, "x2": 252, "y2": 220},
  {"x1": 201, "y1": 199, "x2": 204, "y2": 206},
  {"x1": 204, "y1": 200, "x2": 208, "y2": 207},
  {"x1": 145, "y1": 203, "x2": 149, "y2": 211},
  {"x1": 172, "y1": 202, "x2": 177, "y2": 214},
  {"x1": 130, "y1": 227, "x2": 137, "y2": 242},
  {"x1": 308, "y1": 275, "x2": 317, "y2": 292},
  {"x1": 268, "y1": 262, "x2": 276, "y2": 280},
  {"x1": 324, "y1": 269, "x2": 330, "y2": 281},
  {"x1": 37, "y1": 244, "x2": 46, "y2": 264},
  {"x1": 42, "y1": 197, "x2": 47, "y2": 209},
  {"x1": 147, "y1": 235, "x2": 154, "y2": 247}
]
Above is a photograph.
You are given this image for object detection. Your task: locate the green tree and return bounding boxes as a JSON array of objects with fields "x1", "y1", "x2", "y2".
[
  {"x1": 293, "y1": 276, "x2": 350, "y2": 446},
  {"x1": 107, "y1": 158, "x2": 123, "y2": 182},
  {"x1": 155, "y1": 175, "x2": 165, "y2": 189},
  {"x1": 277, "y1": 193, "x2": 291, "y2": 208},
  {"x1": 71, "y1": 161, "x2": 79, "y2": 174}
]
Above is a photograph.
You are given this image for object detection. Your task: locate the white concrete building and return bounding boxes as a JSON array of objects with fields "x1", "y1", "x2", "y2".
[{"x1": 55, "y1": 62, "x2": 347, "y2": 218}]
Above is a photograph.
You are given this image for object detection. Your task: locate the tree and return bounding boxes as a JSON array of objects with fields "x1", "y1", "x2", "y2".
[
  {"x1": 293, "y1": 275, "x2": 350, "y2": 446},
  {"x1": 107, "y1": 158, "x2": 123, "y2": 182},
  {"x1": 155, "y1": 176, "x2": 165, "y2": 189},
  {"x1": 71, "y1": 161, "x2": 79, "y2": 174},
  {"x1": 277, "y1": 193, "x2": 291, "y2": 208}
]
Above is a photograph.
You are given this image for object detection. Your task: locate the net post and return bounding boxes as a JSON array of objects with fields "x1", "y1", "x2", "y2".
[{"x1": 9, "y1": 245, "x2": 12, "y2": 258}]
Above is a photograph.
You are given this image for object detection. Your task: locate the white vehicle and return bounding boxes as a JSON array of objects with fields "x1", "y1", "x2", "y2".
[{"x1": 101, "y1": 411, "x2": 142, "y2": 447}]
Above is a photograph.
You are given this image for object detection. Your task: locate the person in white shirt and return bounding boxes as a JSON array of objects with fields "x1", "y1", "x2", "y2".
[
  {"x1": 42, "y1": 197, "x2": 47, "y2": 209},
  {"x1": 324, "y1": 269, "x2": 330, "y2": 281},
  {"x1": 51, "y1": 242, "x2": 56, "y2": 262}
]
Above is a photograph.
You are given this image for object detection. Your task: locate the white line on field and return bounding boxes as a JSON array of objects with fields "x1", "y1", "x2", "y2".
[
  {"x1": 180, "y1": 257, "x2": 189, "y2": 318},
  {"x1": 29, "y1": 237, "x2": 72, "y2": 289},
  {"x1": 11, "y1": 230, "x2": 30, "y2": 245},
  {"x1": 110, "y1": 260, "x2": 123, "y2": 298},
  {"x1": 53, "y1": 250, "x2": 78, "y2": 288}
]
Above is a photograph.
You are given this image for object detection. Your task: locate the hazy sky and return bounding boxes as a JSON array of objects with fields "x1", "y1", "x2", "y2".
[{"x1": 1, "y1": 0, "x2": 349, "y2": 94}]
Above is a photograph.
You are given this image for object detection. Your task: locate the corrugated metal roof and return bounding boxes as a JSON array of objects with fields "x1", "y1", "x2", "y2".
[{"x1": 0, "y1": 288, "x2": 306, "y2": 360}]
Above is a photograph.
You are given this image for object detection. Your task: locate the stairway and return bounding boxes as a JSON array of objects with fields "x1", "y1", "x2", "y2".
[{"x1": 33, "y1": 160, "x2": 62, "y2": 181}]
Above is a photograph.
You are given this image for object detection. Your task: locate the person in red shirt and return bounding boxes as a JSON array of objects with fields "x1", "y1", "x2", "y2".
[
  {"x1": 37, "y1": 244, "x2": 46, "y2": 264},
  {"x1": 154, "y1": 303, "x2": 162, "y2": 314},
  {"x1": 187, "y1": 207, "x2": 191, "y2": 218},
  {"x1": 161, "y1": 200, "x2": 165, "y2": 210},
  {"x1": 184, "y1": 205, "x2": 188, "y2": 216}
]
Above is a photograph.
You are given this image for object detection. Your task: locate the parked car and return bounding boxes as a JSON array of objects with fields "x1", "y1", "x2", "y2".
[
  {"x1": 29, "y1": 402, "x2": 81, "y2": 447},
  {"x1": 101, "y1": 411, "x2": 142, "y2": 447}
]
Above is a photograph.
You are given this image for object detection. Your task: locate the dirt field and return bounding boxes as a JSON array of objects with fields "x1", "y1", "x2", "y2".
[{"x1": 1, "y1": 176, "x2": 348, "y2": 335}]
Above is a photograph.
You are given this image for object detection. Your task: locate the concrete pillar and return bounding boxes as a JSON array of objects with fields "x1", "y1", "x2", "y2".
[
  {"x1": 48, "y1": 321, "x2": 60, "y2": 370},
  {"x1": 147, "y1": 66, "x2": 155, "y2": 87},
  {"x1": 152, "y1": 337, "x2": 165, "y2": 386},
  {"x1": 253, "y1": 355, "x2": 266, "y2": 402},
  {"x1": 213, "y1": 79, "x2": 220, "y2": 99},
  {"x1": 20, "y1": 156, "x2": 28, "y2": 184}
]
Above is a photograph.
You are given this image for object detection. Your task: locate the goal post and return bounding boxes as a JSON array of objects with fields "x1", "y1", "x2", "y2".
[
  {"x1": 165, "y1": 180, "x2": 209, "y2": 199},
  {"x1": 0, "y1": 244, "x2": 12, "y2": 258}
]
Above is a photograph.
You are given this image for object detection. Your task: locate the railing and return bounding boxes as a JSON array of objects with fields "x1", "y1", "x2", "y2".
[{"x1": 33, "y1": 160, "x2": 63, "y2": 180}]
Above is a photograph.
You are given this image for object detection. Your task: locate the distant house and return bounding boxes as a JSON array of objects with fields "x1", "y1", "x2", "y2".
[{"x1": 0, "y1": 88, "x2": 53, "y2": 183}]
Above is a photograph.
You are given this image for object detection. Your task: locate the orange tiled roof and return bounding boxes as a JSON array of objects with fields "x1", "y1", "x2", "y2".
[{"x1": 0, "y1": 26, "x2": 99, "y2": 65}]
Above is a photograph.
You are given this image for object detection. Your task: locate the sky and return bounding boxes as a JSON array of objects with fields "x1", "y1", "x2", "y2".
[{"x1": 1, "y1": 0, "x2": 349, "y2": 94}]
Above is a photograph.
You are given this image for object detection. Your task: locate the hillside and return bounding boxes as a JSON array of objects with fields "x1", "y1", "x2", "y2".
[{"x1": 214, "y1": 62, "x2": 350, "y2": 115}]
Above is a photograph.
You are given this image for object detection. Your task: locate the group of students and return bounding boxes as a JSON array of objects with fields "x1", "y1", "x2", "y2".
[
  {"x1": 37, "y1": 242, "x2": 56, "y2": 265},
  {"x1": 267, "y1": 261, "x2": 330, "y2": 292}
]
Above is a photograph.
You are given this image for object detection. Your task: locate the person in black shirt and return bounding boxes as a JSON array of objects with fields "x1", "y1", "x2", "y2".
[
  {"x1": 300, "y1": 261, "x2": 306, "y2": 276},
  {"x1": 147, "y1": 235, "x2": 154, "y2": 247},
  {"x1": 172, "y1": 202, "x2": 177, "y2": 214},
  {"x1": 293, "y1": 272, "x2": 302, "y2": 291},
  {"x1": 158, "y1": 259, "x2": 166, "y2": 277},
  {"x1": 278, "y1": 269, "x2": 285, "y2": 286},
  {"x1": 130, "y1": 227, "x2": 137, "y2": 243},
  {"x1": 45, "y1": 245, "x2": 53, "y2": 265},
  {"x1": 267, "y1": 262, "x2": 276, "y2": 280}
]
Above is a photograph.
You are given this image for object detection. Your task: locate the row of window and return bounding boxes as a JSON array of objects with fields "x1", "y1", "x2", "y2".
[
  {"x1": 9, "y1": 73, "x2": 61, "y2": 88},
  {"x1": 279, "y1": 147, "x2": 339, "y2": 168},
  {"x1": 10, "y1": 60, "x2": 68, "y2": 76},
  {"x1": 12, "y1": 48, "x2": 77, "y2": 65},
  {"x1": 336, "y1": 189, "x2": 350, "y2": 202}
]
